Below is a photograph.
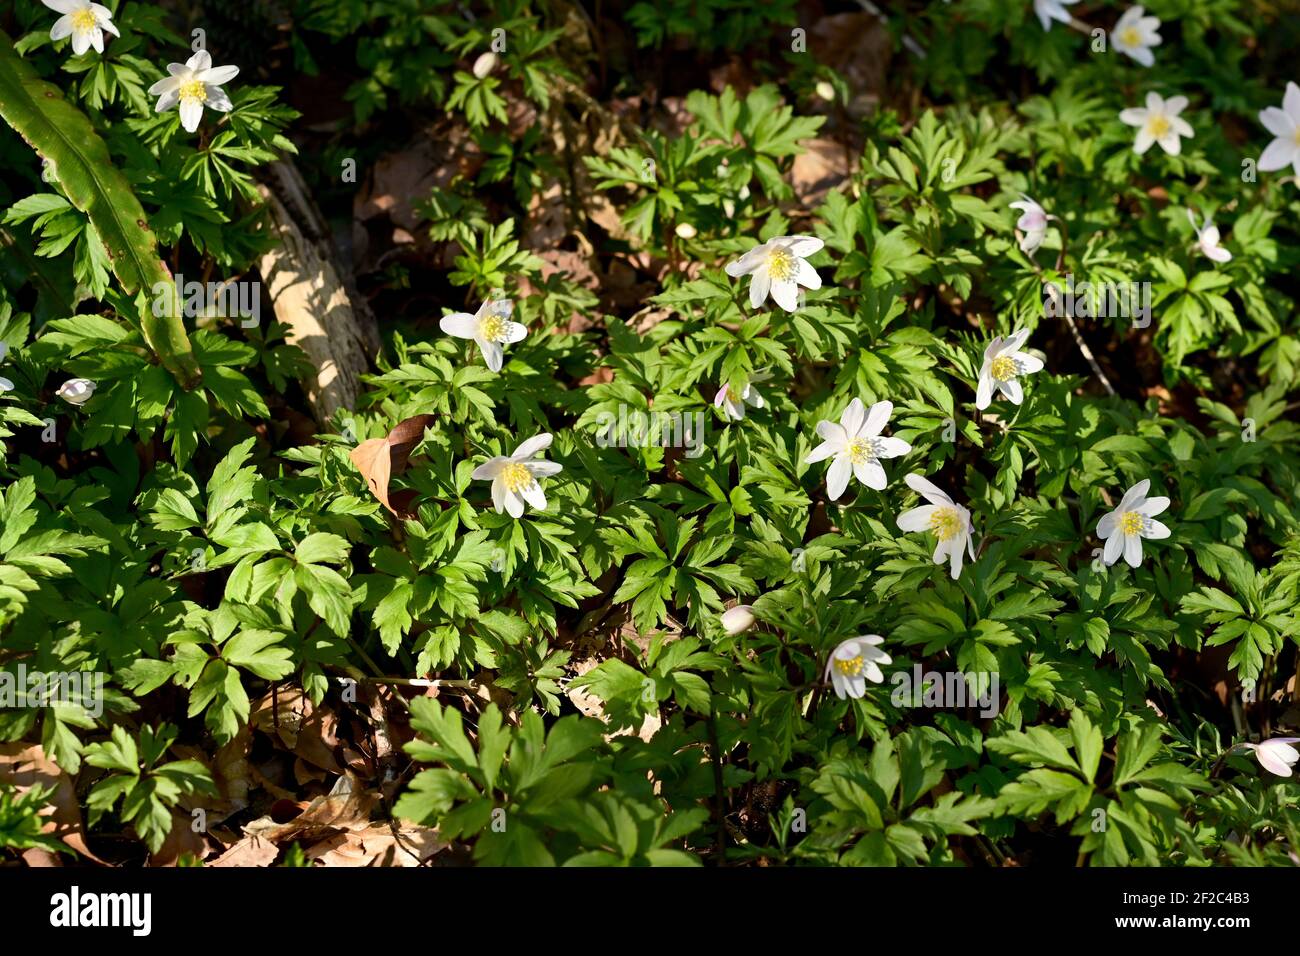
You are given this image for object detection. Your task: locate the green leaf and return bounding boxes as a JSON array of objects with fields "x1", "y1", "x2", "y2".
[{"x1": 0, "y1": 29, "x2": 200, "y2": 388}]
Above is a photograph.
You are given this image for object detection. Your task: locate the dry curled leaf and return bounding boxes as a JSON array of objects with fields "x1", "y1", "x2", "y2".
[
  {"x1": 0, "y1": 743, "x2": 107, "y2": 865},
  {"x1": 349, "y1": 414, "x2": 437, "y2": 518}
]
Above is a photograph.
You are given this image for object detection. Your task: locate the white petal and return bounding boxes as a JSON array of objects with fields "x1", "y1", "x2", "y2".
[
  {"x1": 148, "y1": 75, "x2": 182, "y2": 96},
  {"x1": 71, "y1": 30, "x2": 90, "y2": 55},
  {"x1": 1103, "y1": 532, "x2": 1124, "y2": 566},
  {"x1": 200, "y1": 65, "x2": 240, "y2": 85},
  {"x1": 525, "y1": 460, "x2": 562, "y2": 477},
  {"x1": 724, "y1": 247, "x2": 765, "y2": 277},
  {"x1": 875, "y1": 436, "x2": 911, "y2": 458},
  {"x1": 1096, "y1": 510, "x2": 1118, "y2": 539},
  {"x1": 897, "y1": 505, "x2": 938, "y2": 532},
  {"x1": 491, "y1": 477, "x2": 507, "y2": 513},
  {"x1": 502, "y1": 321, "x2": 528, "y2": 344},
  {"x1": 205, "y1": 88, "x2": 234, "y2": 113},
  {"x1": 1142, "y1": 519, "x2": 1171, "y2": 540},
  {"x1": 154, "y1": 89, "x2": 180, "y2": 113},
  {"x1": 826, "y1": 455, "x2": 852, "y2": 502},
  {"x1": 440, "y1": 313, "x2": 480, "y2": 339},
  {"x1": 770, "y1": 278, "x2": 800, "y2": 312},
  {"x1": 472, "y1": 458, "x2": 508, "y2": 480},
  {"x1": 904, "y1": 472, "x2": 952, "y2": 505},
  {"x1": 1258, "y1": 138, "x2": 1300, "y2": 173},
  {"x1": 187, "y1": 49, "x2": 212, "y2": 72},
  {"x1": 1119, "y1": 479, "x2": 1151, "y2": 511},
  {"x1": 1136, "y1": 495, "x2": 1169, "y2": 516},
  {"x1": 830, "y1": 672, "x2": 847, "y2": 699},
  {"x1": 1001, "y1": 378, "x2": 1024, "y2": 405},
  {"x1": 50, "y1": 16, "x2": 73, "y2": 41},
  {"x1": 179, "y1": 99, "x2": 204, "y2": 132},
  {"x1": 1013, "y1": 352, "x2": 1045, "y2": 374},
  {"x1": 975, "y1": 371, "x2": 994, "y2": 410},
  {"x1": 949, "y1": 541, "x2": 966, "y2": 579},
  {"x1": 504, "y1": 490, "x2": 525, "y2": 519},
  {"x1": 748, "y1": 269, "x2": 771, "y2": 309},
  {"x1": 1123, "y1": 533, "x2": 1143, "y2": 568},
  {"x1": 1259, "y1": 106, "x2": 1296, "y2": 138},
  {"x1": 795, "y1": 258, "x2": 821, "y2": 290},
  {"x1": 520, "y1": 482, "x2": 547, "y2": 511},
  {"x1": 1257, "y1": 747, "x2": 1294, "y2": 777},
  {"x1": 813, "y1": 420, "x2": 848, "y2": 449},
  {"x1": 840, "y1": 398, "x2": 867, "y2": 437},
  {"x1": 786, "y1": 236, "x2": 824, "y2": 258},
  {"x1": 803, "y1": 439, "x2": 838, "y2": 464},
  {"x1": 1119, "y1": 107, "x2": 1149, "y2": 127},
  {"x1": 856, "y1": 458, "x2": 886, "y2": 490},
  {"x1": 480, "y1": 340, "x2": 504, "y2": 372},
  {"x1": 512, "y1": 433, "x2": 553, "y2": 458},
  {"x1": 1285, "y1": 82, "x2": 1300, "y2": 122},
  {"x1": 861, "y1": 399, "x2": 892, "y2": 437}
]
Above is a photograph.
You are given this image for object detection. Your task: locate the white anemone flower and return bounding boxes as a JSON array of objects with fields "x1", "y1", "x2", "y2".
[
  {"x1": 55, "y1": 378, "x2": 96, "y2": 405},
  {"x1": 1110, "y1": 6, "x2": 1162, "y2": 67},
  {"x1": 1241, "y1": 738, "x2": 1300, "y2": 778},
  {"x1": 1258, "y1": 82, "x2": 1300, "y2": 178},
  {"x1": 0, "y1": 342, "x2": 13, "y2": 393},
  {"x1": 148, "y1": 50, "x2": 240, "y2": 134},
  {"x1": 897, "y1": 473, "x2": 975, "y2": 580},
  {"x1": 714, "y1": 380, "x2": 765, "y2": 421},
  {"x1": 725, "y1": 236, "x2": 823, "y2": 312},
  {"x1": 472, "y1": 433, "x2": 562, "y2": 519},
  {"x1": 975, "y1": 328, "x2": 1044, "y2": 410},
  {"x1": 804, "y1": 398, "x2": 911, "y2": 501},
  {"x1": 44, "y1": 0, "x2": 119, "y2": 56},
  {"x1": 1010, "y1": 195, "x2": 1050, "y2": 256},
  {"x1": 1095, "y1": 478, "x2": 1171, "y2": 567},
  {"x1": 1187, "y1": 209, "x2": 1232, "y2": 264},
  {"x1": 720, "y1": 605, "x2": 756, "y2": 636},
  {"x1": 439, "y1": 297, "x2": 526, "y2": 373},
  {"x1": 824, "y1": 636, "x2": 891, "y2": 700},
  {"x1": 1034, "y1": 0, "x2": 1079, "y2": 31},
  {"x1": 1119, "y1": 93, "x2": 1194, "y2": 156}
]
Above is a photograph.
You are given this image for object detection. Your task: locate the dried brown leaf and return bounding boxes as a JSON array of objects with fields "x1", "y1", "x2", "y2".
[{"x1": 349, "y1": 414, "x2": 437, "y2": 518}]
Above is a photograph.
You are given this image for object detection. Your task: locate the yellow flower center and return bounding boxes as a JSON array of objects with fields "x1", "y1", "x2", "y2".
[
  {"x1": 766, "y1": 247, "x2": 797, "y2": 281},
  {"x1": 71, "y1": 9, "x2": 98, "y2": 32},
  {"x1": 1147, "y1": 115, "x2": 1171, "y2": 139},
  {"x1": 480, "y1": 314, "x2": 511, "y2": 343},
  {"x1": 178, "y1": 79, "x2": 208, "y2": 104},
  {"x1": 1120, "y1": 26, "x2": 1141, "y2": 47},
  {"x1": 990, "y1": 355, "x2": 1017, "y2": 382},
  {"x1": 1293, "y1": 127, "x2": 1300, "y2": 147},
  {"x1": 929, "y1": 506, "x2": 963, "y2": 541},
  {"x1": 1119, "y1": 511, "x2": 1144, "y2": 535},
  {"x1": 833, "y1": 655, "x2": 864, "y2": 677},
  {"x1": 500, "y1": 462, "x2": 533, "y2": 494},
  {"x1": 846, "y1": 438, "x2": 873, "y2": 464}
]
